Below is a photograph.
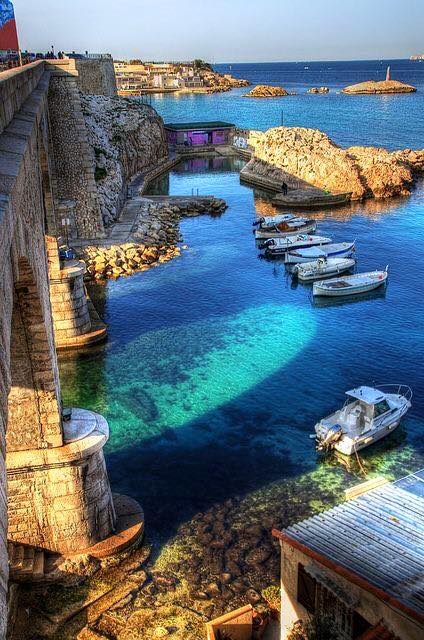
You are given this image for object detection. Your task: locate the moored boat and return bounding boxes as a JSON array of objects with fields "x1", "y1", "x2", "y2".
[
  {"x1": 255, "y1": 218, "x2": 317, "y2": 239},
  {"x1": 314, "y1": 385, "x2": 412, "y2": 455},
  {"x1": 260, "y1": 235, "x2": 332, "y2": 256},
  {"x1": 284, "y1": 241, "x2": 356, "y2": 264},
  {"x1": 293, "y1": 257, "x2": 356, "y2": 282},
  {"x1": 253, "y1": 214, "x2": 296, "y2": 228},
  {"x1": 313, "y1": 267, "x2": 388, "y2": 297}
]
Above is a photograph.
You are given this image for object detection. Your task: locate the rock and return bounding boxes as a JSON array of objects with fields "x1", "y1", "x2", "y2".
[
  {"x1": 206, "y1": 581, "x2": 221, "y2": 597},
  {"x1": 191, "y1": 590, "x2": 210, "y2": 601},
  {"x1": 307, "y1": 86, "x2": 329, "y2": 93},
  {"x1": 245, "y1": 547, "x2": 272, "y2": 566},
  {"x1": 342, "y1": 79, "x2": 416, "y2": 94},
  {"x1": 154, "y1": 627, "x2": 169, "y2": 638},
  {"x1": 245, "y1": 588, "x2": 262, "y2": 605},
  {"x1": 244, "y1": 85, "x2": 291, "y2": 98},
  {"x1": 242, "y1": 126, "x2": 417, "y2": 201}
]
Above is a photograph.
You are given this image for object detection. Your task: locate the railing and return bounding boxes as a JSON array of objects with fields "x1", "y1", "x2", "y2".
[{"x1": 375, "y1": 384, "x2": 413, "y2": 402}]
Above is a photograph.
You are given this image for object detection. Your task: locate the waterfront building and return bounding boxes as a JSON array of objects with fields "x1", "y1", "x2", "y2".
[
  {"x1": 165, "y1": 121, "x2": 236, "y2": 149},
  {"x1": 273, "y1": 470, "x2": 424, "y2": 640}
]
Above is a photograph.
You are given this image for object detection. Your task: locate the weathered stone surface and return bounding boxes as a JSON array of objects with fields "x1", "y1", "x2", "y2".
[
  {"x1": 244, "y1": 85, "x2": 290, "y2": 98},
  {"x1": 81, "y1": 94, "x2": 168, "y2": 227},
  {"x1": 342, "y1": 79, "x2": 416, "y2": 94},
  {"x1": 244, "y1": 126, "x2": 419, "y2": 200}
]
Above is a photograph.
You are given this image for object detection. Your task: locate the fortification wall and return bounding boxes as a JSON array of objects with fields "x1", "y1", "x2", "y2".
[{"x1": 75, "y1": 58, "x2": 117, "y2": 97}]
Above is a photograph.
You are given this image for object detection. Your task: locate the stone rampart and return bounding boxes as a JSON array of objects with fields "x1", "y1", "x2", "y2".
[{"x1": 75, "y1": 58, "x2": 117, "y2": 96}]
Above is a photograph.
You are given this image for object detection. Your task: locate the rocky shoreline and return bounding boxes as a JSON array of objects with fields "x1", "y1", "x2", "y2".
[{"x1": 79, "y1": 197, "x2": 227, "y2": 280}]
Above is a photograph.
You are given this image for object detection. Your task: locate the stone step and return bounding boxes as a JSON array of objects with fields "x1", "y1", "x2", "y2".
[{"x1": 8, "y1": 543, "x2": 48, "y2": 582}]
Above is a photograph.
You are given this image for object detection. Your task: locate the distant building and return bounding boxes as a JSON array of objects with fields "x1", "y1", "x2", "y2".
[
  {"x1": 273, "y1": 470, "x2": 424, "y2": 640},
  {"x1": 165, "y1": 121, "x2": 236, "y2": 149}
]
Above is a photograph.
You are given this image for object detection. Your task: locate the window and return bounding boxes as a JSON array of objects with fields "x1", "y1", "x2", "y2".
[
  {"x1": 297, "y1": 564, "x2": 316, "y2": 613},
  {"x1": 374, "y1": 400, "x2": 391, "y2": 418}
]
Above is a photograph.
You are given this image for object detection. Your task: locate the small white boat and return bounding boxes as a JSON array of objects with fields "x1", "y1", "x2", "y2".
[
  {"x1": 284, "y1": 242, "x2": 356, "y2": 264},
  {"x1": 253, "y1": 214, "x2": 296, "y2": 229},
  {"x1": 293, "y1": 257, "x2": 356, "y2": 282},
  {"x1": 314, "y1": 385, "x2": 412, "y2": 455},
  {"x1": 313, "y1": 267, "x2": 388, "y2": 297},
  {"x1": 261, "y1": 235, "x2": 332, "y2": 256},
  {"x1": 255, "y1": 218, "x2": 317, "y2": 239}
]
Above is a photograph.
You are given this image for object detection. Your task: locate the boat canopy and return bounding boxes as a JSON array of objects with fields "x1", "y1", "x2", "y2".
[{"x1": 345, "y1": 386, "x2": 386, "y2": 405}]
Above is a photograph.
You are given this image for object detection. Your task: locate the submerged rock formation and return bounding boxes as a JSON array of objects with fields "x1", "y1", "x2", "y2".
[
  {"x1": 81, "y1": 94, "x2": 168, "y2": 227},
  {"x1": 242, "y1": 127, "x2": 421, "y2": 201},
  {"x1": 244, "y1": 85, "x2": 291, "y2": 98},
  {"x1": 342, "y1": 79, "x2": 416, "y2": 94}
]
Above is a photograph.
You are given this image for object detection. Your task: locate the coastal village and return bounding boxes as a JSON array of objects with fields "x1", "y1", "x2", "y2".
[{"x1": 0, "y1": 2, "x2": 423, "y2": 640}]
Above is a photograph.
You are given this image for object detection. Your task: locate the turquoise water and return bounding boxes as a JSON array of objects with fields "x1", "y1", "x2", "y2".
[{"x1": 60, "y1": 61, "x2": 424, "y2": 546}]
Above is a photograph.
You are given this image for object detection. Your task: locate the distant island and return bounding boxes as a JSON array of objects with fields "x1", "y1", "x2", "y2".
[
  {"x1": 244, "y1": 85, "x2": 292, "y2": 98},
  {"x1": 342, "y1": 66, "x2": 416, "y2": 94}
]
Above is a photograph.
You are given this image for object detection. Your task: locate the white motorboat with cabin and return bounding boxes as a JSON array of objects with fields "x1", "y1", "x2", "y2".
[
  {"x1": 284, "y1": 242, "x2": 356, "y2": 264},
  {"x1": 293, "y1": 257, "x2": 356, "y2": 282},
  {"x1": 313, "y1": 267, "x2": 388, "y2": 297},
  {"x1": 253, "y1": 214, "x2": 296, "y2": 229},
  {"x1": 260, "y1": 235, "x2": 331, "y2": 256},
  {"x1": 314, "y1": 385, "x2": 412, "y2": 455},
  {"x1": 254, "y1": 216, "x2": 317, "y2": 239}
]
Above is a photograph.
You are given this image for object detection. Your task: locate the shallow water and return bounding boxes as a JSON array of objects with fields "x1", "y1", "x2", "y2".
[{"x1": 60, "y1": 157, "x2": 424, "y2": 546}]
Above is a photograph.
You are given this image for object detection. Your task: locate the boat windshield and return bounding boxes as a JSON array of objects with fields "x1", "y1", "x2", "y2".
[{"x1": 373, "y1": 399, "x2": 391, "y2": 418}]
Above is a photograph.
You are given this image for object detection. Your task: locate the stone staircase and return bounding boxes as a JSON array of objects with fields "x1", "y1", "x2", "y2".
[{"x1": 8, "y1": 542, "x2": 61, "y2": 583}]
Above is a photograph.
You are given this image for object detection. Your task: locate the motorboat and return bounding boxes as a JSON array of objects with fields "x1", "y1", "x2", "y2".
[
  {"x1": 314, "y1": 385, "x2": 412, "y2": 455},
  {"x1": 253, "y1": 214, "x2": 296, "y2": 228},
  {"x1": 293, "y1": 257, "x2": 356, "y2": 282},
  {"x1": 254, "y1": 217, "x2": 317, "y2": 239},
  {"x1": 284, "y1": 241, "x2": 356, "y2": 264},
  {"x1": 313, "y1": 267, "x2": 388, "y2": 297},
  {"x1": 260, "y1": 235, "x2": 332, "y2": 256}
]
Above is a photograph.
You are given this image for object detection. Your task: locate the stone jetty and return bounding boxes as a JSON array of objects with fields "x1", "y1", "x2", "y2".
[
  {"x1": 244, "y1": 85, "x2": 291, "y2": 98},
  {"x1": 80, "y1": 197, "x2": 227, "y2": 279}
]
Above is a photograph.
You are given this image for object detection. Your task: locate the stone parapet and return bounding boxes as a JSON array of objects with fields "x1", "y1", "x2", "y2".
[{"x1": 7, "y1": 409, "x2": 116, "y2": 554}]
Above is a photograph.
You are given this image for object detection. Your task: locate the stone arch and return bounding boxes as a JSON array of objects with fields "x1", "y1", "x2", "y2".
[{"x1": 6, "y1": 257, "x2": 62, "y2": 453}]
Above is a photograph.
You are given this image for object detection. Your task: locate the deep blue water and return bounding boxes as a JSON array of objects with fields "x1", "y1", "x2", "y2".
[{"x1": 60, "y1": 61, "x2": 424, "y2": 549}]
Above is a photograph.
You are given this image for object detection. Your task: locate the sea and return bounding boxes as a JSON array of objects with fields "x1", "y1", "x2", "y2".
[{"x1": 60, "y1": 60, "x2": 424, "y2": 574}]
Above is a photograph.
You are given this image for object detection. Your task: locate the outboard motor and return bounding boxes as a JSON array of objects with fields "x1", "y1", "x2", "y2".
[
  {"x1": 316, "y1": 424, "x2": 343, "y2": 452},
  {"x1": 259, "y1": 238, "x2": 276, "y2": 250},
  {"x1": 253, "y1": 217, "x2": 265, "y2": 227}
]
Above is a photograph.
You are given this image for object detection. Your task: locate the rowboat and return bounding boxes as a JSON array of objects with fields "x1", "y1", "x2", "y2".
[
  {"x1": 313, "y1": 267, "x2": 388, "y2": 297},
  {"x1": 284, "y1": 241, "x2": 356, "y2": 264},
  {"x1": 314, "y1": 384, "x2": 412, "y2": 455},
  {"x1": 260, "y1": 235, "x2": 332, "y2": 256},
  {"x1": 255, "y1": 218, "x2": 317, "y2": 239},
  {"x1": 253, "y1": 214, "x2": 296, "y2": 228},
  {"x1": 293, "y1": 257, "x2": 356, "y2": 282}
]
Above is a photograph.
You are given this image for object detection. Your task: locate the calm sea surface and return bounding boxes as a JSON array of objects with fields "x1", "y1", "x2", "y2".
[{"x1": 60, "y1": 61, "x2": 424, "y2": 549}]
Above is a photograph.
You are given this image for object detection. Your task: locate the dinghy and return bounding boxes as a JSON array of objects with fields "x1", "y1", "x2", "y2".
[
  {"x1": 314, "y1": 384, "x2": 412, "y2": 455},
  {"x1": 253, "y1": 214, "x2": 296, "y2": 228},
  {"x1": 254, "y1": 217, "x2": 317, "y2": 239},
  {"x1": 313, "y1": 267, "x2": 388, "y2": 297},
  {"x1": 260, "y1": 235, "x2": 331, "y2": 256},
  {"x1": 284, "y1": 242, "x2": 356, "y2": 264},
  {"x1": 293, "y1": 257, "x2": 356, "y2": 282}
]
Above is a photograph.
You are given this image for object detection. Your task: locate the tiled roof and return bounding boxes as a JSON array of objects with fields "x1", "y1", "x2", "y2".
[{"x1": 275, "y1": 470, "x2": 424, "y2": 623}]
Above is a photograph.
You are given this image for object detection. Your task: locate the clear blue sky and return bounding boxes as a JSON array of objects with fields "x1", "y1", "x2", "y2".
[{"x1": 14, "y1": 0, "x2": 423, "y2": 62}]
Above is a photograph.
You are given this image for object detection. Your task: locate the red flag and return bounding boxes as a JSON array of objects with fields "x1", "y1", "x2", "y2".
[{"x1": 0, "y1": 1, "x2": 19, "y2": 52}]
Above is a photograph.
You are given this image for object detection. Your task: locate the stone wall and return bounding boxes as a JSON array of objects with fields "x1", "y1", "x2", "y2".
[
  {"x1": 48, "y1": 69, "x2": 105, "y2": 238},
  {"x1": 75, "y1": 58, "x2": 117, "y2": 97}
]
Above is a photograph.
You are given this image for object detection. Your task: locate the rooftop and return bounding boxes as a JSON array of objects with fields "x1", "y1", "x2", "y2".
[
  {"x1": 165, "y1": 121, "x2": 235, "y2": 131},
  {"x1": 274, "y1": 469, "x2": 424, "y2": 624},
  {"x1": 346, "y1": 386, "x2": 386, "y2": 404}
]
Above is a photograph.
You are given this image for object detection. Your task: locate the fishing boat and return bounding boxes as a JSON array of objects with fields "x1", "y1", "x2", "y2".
[
  {"x1": 314, "y1": 385, "x2": 412, "y2": 455},
  {"x1": 313, "y1": 267, "x2": 388, "y2": 297},
  {"x1": 255, "y1": 217, "x2": 317, "y2": 239},
  {"x1": 284, "y1": 241, "x2": 356, "y2": 264},
  {"x1": 260, "y1": 235, "x2": 331, "y2": 256},
  {"x1": 253, "y1": 214, "x2": 296, "y2": 228},
  {"x1": 293, "y1": 257, "x2": 356, "y2": 282}
]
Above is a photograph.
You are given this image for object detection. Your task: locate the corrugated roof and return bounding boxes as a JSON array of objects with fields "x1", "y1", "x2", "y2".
[
  {"x1": 277, "y1": 470, "x2": 424, "y2": 622},
  {"x1": 165, "y1": 121, "x2": 235, "y2": 130}
]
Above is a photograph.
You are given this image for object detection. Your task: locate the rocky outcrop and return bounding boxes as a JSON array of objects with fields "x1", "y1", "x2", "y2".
[
  {"x1": 307, "y1": 86, "x2": 329, "y2": 94},
  {"x1": 80, "y1": 94, "x2": 168, "y2": 227},
  {"x1": 244, "y1": 127, "x2": 419, "y2": 201},
  {"x1": 244, "y1": 85, "x2": 291, "y2": 98},
  {"x1": 342, "y1": 79, "x2": 416, "y2": 94},
  {"x1": 80, "y1": 197, "x2": 227, "y2": 279},
  {"x1": 201, "y1": 71, "x2": 250, "y2": 93}
]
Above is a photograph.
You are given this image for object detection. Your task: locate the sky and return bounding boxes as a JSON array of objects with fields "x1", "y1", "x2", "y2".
[{"x1": 13, "y1": 0, "x2": 424, "y2": 62}]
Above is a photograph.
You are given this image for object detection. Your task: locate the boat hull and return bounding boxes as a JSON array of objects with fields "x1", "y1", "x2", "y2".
[
  {"x1": 255, "y1": 222, "x2": 317, "y2": 239},
  {"x1": 334, "y1": 419, "x2": 401, "y2": 455},
  {"x1": 295, "y1": 258, "x2": 356, "y2": 282},
  {"x1": 313, "y1": 275, "x2": 387, "y2": 297},
  {"x1": 284, "y1": 245, "x2": 355, "y2": 264}
]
